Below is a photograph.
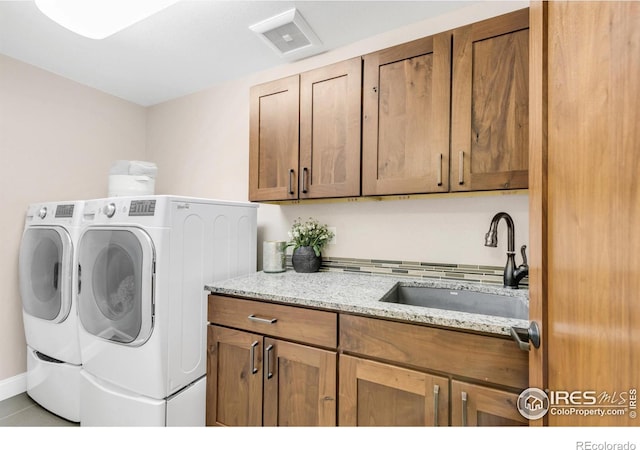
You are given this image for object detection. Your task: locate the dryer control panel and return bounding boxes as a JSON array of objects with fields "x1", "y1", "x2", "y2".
[{"x1": 129, "y1": 200, "x2": 156, "y2": 217}]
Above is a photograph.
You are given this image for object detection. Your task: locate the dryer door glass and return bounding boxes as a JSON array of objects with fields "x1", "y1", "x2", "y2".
[
  {"x1": 19, "y1": 227, "x2": 72, "y2": 322},
  {"x1": 78, "y1": 228, "x2": 154, "y2": 346}
]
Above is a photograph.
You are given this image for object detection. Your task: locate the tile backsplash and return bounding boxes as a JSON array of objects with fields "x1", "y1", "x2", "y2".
[{"x1": 287, "y1": 255, "x2": 528, "y2": 287}]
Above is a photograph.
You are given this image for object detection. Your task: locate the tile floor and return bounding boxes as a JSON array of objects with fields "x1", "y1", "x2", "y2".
[{"x1": 0, "y1": 393, "x2": 78, "y2": 427}]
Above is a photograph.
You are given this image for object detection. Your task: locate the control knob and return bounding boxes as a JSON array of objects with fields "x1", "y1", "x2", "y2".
[
  {"x1": 38, "y1": 207, "x2": 47, "y2": 219},
  {"x1": 104, "y1": 203, "x2": 116, "y2": 218}
]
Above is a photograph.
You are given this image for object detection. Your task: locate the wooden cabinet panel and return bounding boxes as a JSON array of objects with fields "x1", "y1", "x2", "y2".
[
  {"x1": 207, "y1": 326, "x2": 337, "y2": 427},
  {"x1": 530, "y1": 1, "x2": 640, "y2": 427},
  {"x1": 249, "y1": 75, "x2": 299, "y2": 201},
  {"x1": 339, "y1": 354, "x2": 449, "y2": 426},
  {"x1": 300, "y1": 58, "x2": 362, "y2": 198},
  {"x1": 451, "y1": 8, "x2": 529, "y2": 191},
  {"x1": 206, "y1": 326, "x2": 263, "y2": 426},
  {"x1": 340, "y1": 314, "x2": 528, "y2": 390},
  {"x1": 208, "y1": 295, "x2": 337, "y2": 348},
  {"x1": 362, "y1": 33, "x2": 451, "y2": 195},
  {"x1": 263, "y1": 338, "x2": 337, "y2": 426},
  {"x1": 451, "y1": 380, "x2": 527, "y2": 426}
]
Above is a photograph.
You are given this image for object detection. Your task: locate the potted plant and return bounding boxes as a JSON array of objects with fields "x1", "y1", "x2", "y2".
[{"x1": 287, "y1": 217, "x2": 334, "y2": 273}]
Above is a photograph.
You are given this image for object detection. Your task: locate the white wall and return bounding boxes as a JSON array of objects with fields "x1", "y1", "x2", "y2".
[
  {"x1": 0, "y1": 54, "x2": 147, "y2": 382},
  {"x1": 147, "y1": 1, "x2": 529, "y2": 267}
]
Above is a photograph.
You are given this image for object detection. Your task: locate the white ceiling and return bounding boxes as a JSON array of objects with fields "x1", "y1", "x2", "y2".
[{"x1": 0, "y1": 1, "x2": 477, "y2": 106}]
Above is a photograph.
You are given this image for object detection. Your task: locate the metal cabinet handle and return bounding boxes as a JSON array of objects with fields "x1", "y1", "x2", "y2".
[
  {"x1": 461, "y1": 391, "x2": 468, "y2": 426},
  {"x1": 248, "y1": 314, "x2": 277, "y2": 324},
  {"x1": 265, "y1": 344, "x2": 274, "y2": 380},
  {"x1": 433, "y1": 385, "x2": 440, "y2": 426},
  {"x1": 510, "y1": 321, "x2": 541, "y2": 352},
  {"x1": 302, "y1": 167, "x2": 309, "y2": 194},
  {"x1": 437, "y1": 154, "x2": 443, "y2": 187},
  {"x1": 458, "y1": 151, "x2": 465, "y2": 185},
  {"x1": 288, "y1": 169, "x2": 295, "y2": 195},
  {"x1": 249, "y1": 340, "x2": 259, "y2": 374}
]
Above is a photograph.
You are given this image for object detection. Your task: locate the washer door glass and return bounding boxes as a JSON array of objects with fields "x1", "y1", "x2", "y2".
[
  {"x1": 78, "y1": 228, "x2": 154, "y2": 345},
  {"x1": 19, "y1": 227, "x2": 72, "y2": 322}
]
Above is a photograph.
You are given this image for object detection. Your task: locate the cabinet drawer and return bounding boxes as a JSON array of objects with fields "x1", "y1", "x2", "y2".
[
  {"x1": 340, "y1": 315, "x2": 527, "y2": 390},
  {"x1": 208, "y1": 295, "x2": 337, "y2": 349}
]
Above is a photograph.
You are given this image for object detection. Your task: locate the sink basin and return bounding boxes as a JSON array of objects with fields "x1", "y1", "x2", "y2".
[{"x1": 381, "y1": 285, "x2": 528, "y2": 320}]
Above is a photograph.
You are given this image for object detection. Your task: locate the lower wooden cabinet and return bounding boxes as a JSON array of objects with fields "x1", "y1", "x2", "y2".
[
  {"x1": 207, "y1": 325, "x2": 337, "y2": 426},
  {"x1": 263, "y1": 338, "x2": 336, "y2": 426},
  {"x1": 206, "y1": 295, "x2": 528, "y2": 427},
  {"x1": 207, "y1": 325, "x2": 263, "y2": 426},
  {"x1": 339, "y1": 354, "x2": 449, "y2": 426},
  {"x1": 451, "y1": 380, "x2": 528, "y2": 426}
]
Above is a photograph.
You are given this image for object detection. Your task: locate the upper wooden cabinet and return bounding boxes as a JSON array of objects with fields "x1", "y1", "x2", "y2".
[
  {"x1": 300, "y1": 57, "x2": 362, "y2": 199},
  {"x1": 249, "y1": 75, "x2": 300, "y2": 201},
  {"x1": 451, "y1": 8, "x2": 530, "y2": 191},
  {"x1": 249, "y1": 59, "x2": 362, "y2": 202},
  {"x1": 362, "y1": 33, "x2": 452, "y2": 196},
  {"x1": 248, "y1": 9, "x2": 531, "y2": 201}
]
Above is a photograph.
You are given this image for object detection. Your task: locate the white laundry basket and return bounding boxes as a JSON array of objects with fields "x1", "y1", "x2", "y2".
[{"x1": 108, "y1": 161, "x2": 157, "y2": 197}]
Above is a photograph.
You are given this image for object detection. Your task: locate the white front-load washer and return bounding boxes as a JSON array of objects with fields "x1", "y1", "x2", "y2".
[
  {"x1": 77, "y1": 195, "x2": 257, "y2": 426},
  {"x1": 18, "y1": 201, "x2": 84, "y2": 422}
]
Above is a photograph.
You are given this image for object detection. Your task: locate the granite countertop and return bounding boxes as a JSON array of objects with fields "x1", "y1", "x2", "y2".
[{"x1": 205, "y1": 270, "x2": 529, "y2": 337}]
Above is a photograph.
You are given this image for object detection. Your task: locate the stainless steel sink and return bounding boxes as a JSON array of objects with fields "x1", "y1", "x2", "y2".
[{"x1": 380, "y1": 285, "x2": 528, "y2": 320}]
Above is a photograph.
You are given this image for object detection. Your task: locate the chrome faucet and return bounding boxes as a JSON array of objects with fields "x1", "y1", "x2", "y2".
[{"x1": 484, "y1": 212, "x2": 528, "y2": 289}]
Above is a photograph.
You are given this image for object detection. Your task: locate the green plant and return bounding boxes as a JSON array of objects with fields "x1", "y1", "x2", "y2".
[{"x1": 287, "y1": 217, "x2": 334, "y2": 257}]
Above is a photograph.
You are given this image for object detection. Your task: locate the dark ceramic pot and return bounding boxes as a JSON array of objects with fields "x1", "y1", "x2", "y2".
[{"x1": 291, "y1": 246, "x2": 321, "y2": 273}]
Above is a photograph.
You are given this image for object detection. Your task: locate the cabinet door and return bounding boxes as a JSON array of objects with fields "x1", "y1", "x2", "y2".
[
  {"x1": 299, "y1": 57, "x2": 362, "y2": 199},
  {"x1": 206, "y1": 326, "x2": 263, "y2": 426},
  {"x1": 451, "y1": 8, "x2": 529, "y2": 191},
  {"x1": 362, "y1": 32, "x2": 451, "y2": 196},
  {"x1": 263, "y1": 338, "x2": 336, "y2": 426},
  {"x1": 249, "y1": 75, "x2": 299, "y2": 201},
  {"x1": 339, "y1": 354, "x2": 449, "y2": 426},
  {"x1": 451, "y1": 380, "x2": 528, "y2": 426}
]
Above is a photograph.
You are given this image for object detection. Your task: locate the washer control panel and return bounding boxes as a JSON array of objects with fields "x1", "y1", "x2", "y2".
[{"x1": 55, "y1": 204, "x2": 75, "y2": 218}]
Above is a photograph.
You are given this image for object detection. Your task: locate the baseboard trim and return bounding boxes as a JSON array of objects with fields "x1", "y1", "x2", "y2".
[{"x1": 0, "y1": 372, "x2": 27, "y2": 402}]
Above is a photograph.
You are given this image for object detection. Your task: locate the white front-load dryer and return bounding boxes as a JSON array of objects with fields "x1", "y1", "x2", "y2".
[
  {"x1": 77, "y1": 195, "x2": 257, "y2": 426},
  {"x1": 19, "y1": 201, "x2": 84, "y2": 422}
]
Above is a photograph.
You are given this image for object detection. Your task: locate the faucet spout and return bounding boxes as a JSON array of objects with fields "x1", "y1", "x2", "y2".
[
  {"x1": 484, "y1": 212, "x2": 527, "y2": 289},
  {"x1": 485, "y1": 212, "x2": 515, "y2": 252}
]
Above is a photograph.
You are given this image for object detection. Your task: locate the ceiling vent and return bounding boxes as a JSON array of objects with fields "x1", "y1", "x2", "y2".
[{"x1": 250, "y1": 8, "x2": 322, "y2": 60}]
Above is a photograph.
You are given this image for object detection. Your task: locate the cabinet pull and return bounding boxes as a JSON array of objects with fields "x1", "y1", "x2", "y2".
[
  {"x1": 433, "y1": 385, "x2": 440, "y2": 426},
  {"x1": 302, "y1": 167, "x2": 309, "y2": 194},
  {"x1": 461, "y1": 391, "x2": 468, "y2": 426},
  {"x1": 249, "y1": 340, "x2": 259, "y2": 374},
  {"x1": 288, "y1": 169, "x2": 295, "y2": 195},
  {"x1": 458, "y1": 151, "x2": 465, "y2": 185},
  {"x1": 248, "y1": 314, "x2": 277, "y2": 324},
  {"x1": 437, "y1": 153, "x2": 443, "y2": 187},
  {"x1": 265, "y1": 344, "x2": 274, "y2": 380}
]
